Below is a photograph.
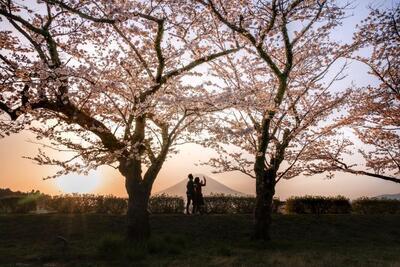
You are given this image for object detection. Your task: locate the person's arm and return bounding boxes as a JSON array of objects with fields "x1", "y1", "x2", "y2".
[{"x1": 202, "y1": 176, "x2": 207, "y2": 186}]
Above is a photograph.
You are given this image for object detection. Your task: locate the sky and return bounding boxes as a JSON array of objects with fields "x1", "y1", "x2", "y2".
[{"x1": 0, "y1": 0, "x2": 399, "y2": 199}]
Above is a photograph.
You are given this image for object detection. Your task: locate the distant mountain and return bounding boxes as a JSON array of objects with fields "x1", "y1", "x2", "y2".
[
  {"x1": 155, "y1": 174, "x2": 247, "y2": 197},
  {"x1": 375, "y1": 193, "x2": 400, "y2": 200}
]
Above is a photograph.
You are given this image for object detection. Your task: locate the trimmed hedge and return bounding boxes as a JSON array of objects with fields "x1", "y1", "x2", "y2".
[
  {"x1": 149, "y1": 194, "x2": 184, "y2": 214},
  {"x1": 286, "y1": 195, "x2": 351, "y2": 214},
  {"x1": 5, "y1": 192, "x2": 399, "y2": 215},
  {"x1": 1, "y1": 193, "x2": 287, "y2": 214},
  {"x1": 0, "y1": 194, "x2": 183, "y2": 214},
  {"x1": 42, "y1": 194, "x2": 102, "y2": 214},
  {"x1": 203, "y1": 194, "x2": 283, "y2": 214},
  {"x1": 352, "y1": 197, "x2": 400, "y2": 214}
]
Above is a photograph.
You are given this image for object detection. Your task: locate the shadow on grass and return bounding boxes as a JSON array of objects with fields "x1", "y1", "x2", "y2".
[{"x1": 96, "y1": 233, "x2": 187, "y2": 261}]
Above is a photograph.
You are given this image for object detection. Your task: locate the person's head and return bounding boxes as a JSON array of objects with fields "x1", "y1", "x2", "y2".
[
  {"x1": 194, "y1": 177, "x2": 200, "y2": 183},
  {"x1": 188, "y1": 174, "x2": 193, "y2": 180}
]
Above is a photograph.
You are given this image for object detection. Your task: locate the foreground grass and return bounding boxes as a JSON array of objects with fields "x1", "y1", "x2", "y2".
[{"x1": 0, "y1": 214, "x2": 399, "y2": 266}]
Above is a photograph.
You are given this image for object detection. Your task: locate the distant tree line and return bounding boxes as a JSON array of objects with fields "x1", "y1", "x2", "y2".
[{"x1": 0, "y1": 188, "x2": 41, "y2": 198}]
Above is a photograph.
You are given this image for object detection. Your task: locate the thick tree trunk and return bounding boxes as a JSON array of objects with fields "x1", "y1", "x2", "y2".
[
  {"x1": 253, "y1": 170, "x2": 276, "y2": 241},
  {"x1": 118, "y1": 115, "x2": 168, "y2": 241},
  {"x1": 126, "y1": 183, "x2": 151, "y2": 241},
  {"x1": 123, "y1": 165, "x2": 152, "y2": 241},
  {"x1": 121, "y1": 161, "x2": 163, "y2": 241}
]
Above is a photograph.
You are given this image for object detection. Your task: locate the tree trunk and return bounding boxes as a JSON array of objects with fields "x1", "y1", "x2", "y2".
[
  {"x1": 253, "y1": 170, "x2": 276, "y2": 240},
  {"x1": 125, "y1": 174, "x2": 151, "y2": 241}
]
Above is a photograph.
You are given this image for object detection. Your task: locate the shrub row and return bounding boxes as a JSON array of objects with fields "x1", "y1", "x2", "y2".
[
  {"x1": 1, "y1": 193, "x2": 399, "y2": 214},
  {"x1": 203, "y1": 194, "x2": 283, "y2": 214},
  {"x1": 285, "y1": 196, "x2": 400, "y2": 214},
  {"x1": 0, "y1": 193, "x2": 281, "y2": 214},
  {"x1": 0, "y1": 193, "x2": 183, "y2": 215},
  {"x1": 39, "y1": 194, "x2": 128, "y2": 214},
  {"x1": 352, "y1": 197, "x2": 400, "y2": 214},
  {"x1": 149, "y1": 195, "x2": 184, "y2": 214},
  {"x1": 285, "y1": 195, "x2": 352, "y2": 214}
]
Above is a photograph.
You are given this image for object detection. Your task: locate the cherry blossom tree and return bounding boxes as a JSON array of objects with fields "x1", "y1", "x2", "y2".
[
  {"x1": 0, "y1": 0, "x2": 238, "y2": 240},
  {"x1": 198, "y1": 0, "x2": 351, "y2": 240},
  {"x1": 273, "y1": 5, "x2": 400, "y2": 184},
  {"x1": 334, "y1": 5, "x2": 399, "y2": 182}
]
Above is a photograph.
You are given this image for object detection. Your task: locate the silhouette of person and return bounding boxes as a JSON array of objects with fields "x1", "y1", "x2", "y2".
[
  {"x1": 186, "y1": 174, "x2": 195, "y2": 214},
  {"x1": 193, "y1": 176, "x2": 206, "y2": 214}
]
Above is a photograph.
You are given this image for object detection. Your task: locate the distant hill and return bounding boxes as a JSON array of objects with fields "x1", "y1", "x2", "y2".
[
  {"x1": 155, "y1": 174, "x2": 247, "y2": 197},
  {"x1": 375, "y1": 193, "x2": 400, "y2": 200}
]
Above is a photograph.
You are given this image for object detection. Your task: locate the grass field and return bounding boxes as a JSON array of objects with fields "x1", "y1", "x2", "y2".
[{"x1": 1, "y1": 214, "x2": 399, "y2": 266}]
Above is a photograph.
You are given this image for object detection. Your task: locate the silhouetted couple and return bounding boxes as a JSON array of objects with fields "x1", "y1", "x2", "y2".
[{"x1": 186, "y1": 174, "x2": 206, "y2": 215}]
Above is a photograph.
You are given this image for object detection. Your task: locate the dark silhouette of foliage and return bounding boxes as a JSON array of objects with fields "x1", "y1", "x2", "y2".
[
  {"x1": 203, "y1": 194, "x2": 283, "y2": 214},
  {"x1": 148, "y1": 194, "x2": 184, "y2": 214},
  {"x1": 0, "y1": 190, "x2": 182, "y2": 214},
  {"x1": 0, "y1": 189, "x2": 42, "y2": 213},
  {"x1": 286, "y1": 196, "x2": 351, "y2": 214},
  {"x1": 352, "y1": 198, "x2": 400, "y2": 214}
]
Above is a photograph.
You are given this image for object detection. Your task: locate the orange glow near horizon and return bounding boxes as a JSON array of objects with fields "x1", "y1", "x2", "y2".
[{"x1": 1, "y1": 131, "x2": 399, "y2": 200}]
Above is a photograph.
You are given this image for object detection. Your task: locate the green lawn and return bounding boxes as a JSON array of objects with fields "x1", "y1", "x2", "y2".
[{"x1": 0, "y1": 214, "x2": 399, "y2": 266}]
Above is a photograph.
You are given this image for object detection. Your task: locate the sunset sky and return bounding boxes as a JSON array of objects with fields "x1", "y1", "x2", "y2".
[
  {"x1": 1, "y1": 0, "x2": 399, "y2": 199},
  {"x1": 1, "y1": 125, "x2": 399, "y2": 199}
]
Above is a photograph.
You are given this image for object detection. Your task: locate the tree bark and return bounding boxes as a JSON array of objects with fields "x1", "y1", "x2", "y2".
[
  {"x1": 253, "y1": 169, "x2": 276, "y2": 241},
  {"x1": 120, "y1": 155, "x2": 165, "y2": 241},
  {"x1": 125, "y1": 176, "x2": 151, "y2": 241}
]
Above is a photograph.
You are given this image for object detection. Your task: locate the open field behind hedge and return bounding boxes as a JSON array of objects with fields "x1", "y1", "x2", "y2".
[{"x1": 1, "y1": 214, "x2": 400, "y2": 266}]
